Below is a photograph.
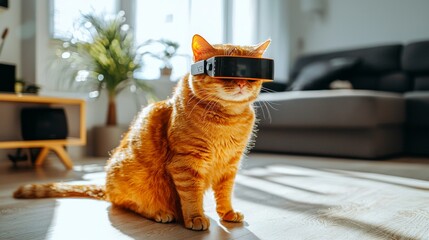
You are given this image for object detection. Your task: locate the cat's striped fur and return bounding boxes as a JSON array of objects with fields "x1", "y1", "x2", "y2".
[{"x1": 14, "y1": 183, "x2": 105, "y2": 199}]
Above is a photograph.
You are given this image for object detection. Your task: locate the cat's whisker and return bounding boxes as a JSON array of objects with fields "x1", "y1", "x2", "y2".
[
  {"x1": 255, "y1": 100, "x2": 270, "y2": 123},
  {"x1": 261, "y1": 87, "x2": 277, "y2": 93},
  {"x1": 264, "y1": 100, "x2": 279, "y2": 111},
  {"x1": 186, "y1": 88, "x2": 213, "y2": 106},
  {"x1": 255, "y1": 101, "x2": 267, "y2": 121},
  {"x1": 258, "y1": 91, "x2": 280, "y2": 107},
  {"x1": 207, "y1": 100, "x2": 217, "y2": 115},
  {"x1": 187, "y1": 89, "x2": 207, "y2": 106},
  {"x1": 261, "y1": 86, "x2": 276, "y2": 91},
  {"x1": 261, "y1": 100, "x2": 273, "y2": 124},
  {"x1": 186, "y1": 94, "x2": 198, "y2": 105},
  {"x1": 201, "y1": 105, "x2": 210, "y2": 124},
  {"x1": 188, "y1": 94, "x2": 212, "y2": 118},
  {"x1": 202, "y1": 100, "x2": 216, "y2": 124}
]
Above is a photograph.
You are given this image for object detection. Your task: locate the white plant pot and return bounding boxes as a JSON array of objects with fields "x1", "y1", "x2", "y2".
[{"x1": 93, "y1": 125, "x2": 128, "y2": 157}]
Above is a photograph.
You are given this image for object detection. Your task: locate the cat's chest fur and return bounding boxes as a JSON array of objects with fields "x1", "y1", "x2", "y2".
[
  {"x1": 210, "y1": 113, "x2": 253, "y2": 147},
  {"x1": 192, "y1": 106, "x2": 254, "y2": 160},
  {"x1": 190, "y1": 110, "x2": 254, "y2": 185}
]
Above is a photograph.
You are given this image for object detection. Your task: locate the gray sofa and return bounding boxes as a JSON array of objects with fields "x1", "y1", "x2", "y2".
[{"x1": 254, "y1": 40, "x2": 429, "y2": 159}]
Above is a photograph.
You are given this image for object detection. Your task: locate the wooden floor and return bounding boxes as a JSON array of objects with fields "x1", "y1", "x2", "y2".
[{"x1": 1, "y1": 153, "x2": 429, "y2": 240}]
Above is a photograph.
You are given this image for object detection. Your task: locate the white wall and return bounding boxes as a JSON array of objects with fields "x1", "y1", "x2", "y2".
[
  {"x1": 257, "y1": 0, "x2": 291, "y2": 82},
  {"x1": 297, "y1": 0, "x2": 429, "y2": 54},
  {"x1": 0, "y1": 1, "x2": 21, "y2": 160},
  {"x1": 0, "y1": 0, "x2": 21, "y2": 77},
  {"x1": 35, "y1": 0, "x2": 51, "y2": 88}
]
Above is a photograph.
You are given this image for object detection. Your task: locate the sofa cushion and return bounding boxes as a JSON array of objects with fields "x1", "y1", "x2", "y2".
[
  {"x1": 347, "y1": 73, "x2": 411, "y2": 93},
  {"x1": 253, "y1": 127, "x2": 403, "y2": 159},
  {"x1": 256, "y1": 90, "x2": 405, "y2": 128},
  {"x1": 290, "y1": 44, "x2": 403, "y2": 80},
  {"x1": 378, "y1": 72, "x2": 412, "y2": 93},
  {"x1": 404, "y1": 91, "x2": 429, "y2": 127},
  {"x1": 289, "y1": 58, "x2": 360, "y2": 91},
  {"x1": 288, "y1": 44, "x2": 404, "y2": 92},
  {"x1": 414, "y1": 76, "x2": 429, "y2": 91},
  {"x1": 402, "y1": 40, "x2": 429, "y2": 73},
  {"x1": 402, "y1": 40, "x2": 429, "y2": 91},
  {"x1": 348, "y1": 75, "x2": 379, "y2": 90}
]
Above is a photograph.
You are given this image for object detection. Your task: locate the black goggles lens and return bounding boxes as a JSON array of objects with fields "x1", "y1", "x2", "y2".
[{"x1": 191, "y1": 56, "x2": 274, "y2": 81}]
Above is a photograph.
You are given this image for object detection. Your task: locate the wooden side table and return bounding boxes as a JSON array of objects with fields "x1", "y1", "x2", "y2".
[{"x1": 0, "y1": 93, "x2": 86, "y2": 169}]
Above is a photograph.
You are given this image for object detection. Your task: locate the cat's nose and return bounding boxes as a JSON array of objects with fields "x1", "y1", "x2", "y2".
[{"x1": 237, "y1": 81, "x2": 246, "y2": 89}]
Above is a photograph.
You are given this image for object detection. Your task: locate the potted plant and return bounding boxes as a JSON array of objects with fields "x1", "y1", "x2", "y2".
[
  {"x1": 142, "y1": 39, "x2": 180, "y2": 77},
  {"x1": 56, "y1": 11, "x2": 155, "y2": 156}
]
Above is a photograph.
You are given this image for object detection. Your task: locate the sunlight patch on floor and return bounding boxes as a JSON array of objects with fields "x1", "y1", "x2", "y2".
[
  {"x1": 81, "y1": 172, "x2": 106, "y2": 182},
  {"x1": 47, "y1": 199, "x2": 128, "y2": 240},
  {"x1": 73, "y1": 163, "x2": 105, "y2": 173}
]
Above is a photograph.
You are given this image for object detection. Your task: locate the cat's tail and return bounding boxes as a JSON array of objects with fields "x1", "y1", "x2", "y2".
[{"x1": 13, "y1": 183, "x2": 106, "y2": 200}]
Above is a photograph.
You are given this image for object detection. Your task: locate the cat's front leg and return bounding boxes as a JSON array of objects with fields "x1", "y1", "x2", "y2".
[
  {"x1": 168, "y1": 156, "x2": 210, "y2": 231},
  {"x1": 212, "y1": 165, "x2": 244, "y2": 223}
]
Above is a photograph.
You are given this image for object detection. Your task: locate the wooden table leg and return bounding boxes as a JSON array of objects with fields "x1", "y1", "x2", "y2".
[
  {"x1": 34, "y1": 147, "x2": 50, "y2": 167},
  {"x1": 51, "y1": 145, "x2": 74, "y2": 170}
]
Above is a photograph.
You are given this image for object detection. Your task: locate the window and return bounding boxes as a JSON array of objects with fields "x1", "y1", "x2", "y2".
[
  {"x1": 51, "y1": 0, "x2": 118, "y2": 40},
  {"x1": 231, "y1": 0, "x2": 257, "y2": 45},
  {"x1": 50, "y1": 0, "x2": 258, "y2": 81},
  {"x1": 135, "y1": 0, "x2": 257, "y2": 80},
  {"x1": 135, "y1": 0, "x2": 225, "y2": 80}
]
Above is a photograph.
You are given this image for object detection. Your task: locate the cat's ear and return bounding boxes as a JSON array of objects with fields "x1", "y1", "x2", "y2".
[
  {"x1": 192, "y1": 34, "x2": 215, "y2": 61},
  {"x1": 253, "y1": 39, "x2": 271, "y2": 56}
]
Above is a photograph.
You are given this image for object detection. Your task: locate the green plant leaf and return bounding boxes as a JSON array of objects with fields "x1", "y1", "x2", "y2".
[{"x1": 53, "y1": 11, "x2": 157, "y2": 125}]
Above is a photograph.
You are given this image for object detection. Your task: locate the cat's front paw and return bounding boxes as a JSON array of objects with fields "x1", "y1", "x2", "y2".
[
  {"x1": 154, "y1": 211, "x2": 175, "y2": 223},
  {"x1": 184, "y1": 215, "x2": 210, "y2": 231},
  {"x1": 221, "y1": 210, "x2": 244, "y2": 223}
]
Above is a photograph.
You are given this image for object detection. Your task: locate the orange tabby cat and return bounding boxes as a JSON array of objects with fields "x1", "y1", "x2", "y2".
[{"x1": 14, "y1": 34, "x2": 271, "y2": 231}]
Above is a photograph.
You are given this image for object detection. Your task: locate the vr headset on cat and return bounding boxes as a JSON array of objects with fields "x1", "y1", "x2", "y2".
[{"x1": 191, "y1": 56, "x2": 274, "y2": 82}]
